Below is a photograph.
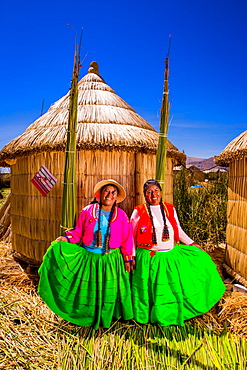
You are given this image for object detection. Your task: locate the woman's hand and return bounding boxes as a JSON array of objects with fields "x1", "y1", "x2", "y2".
[
  {"x1": 131, "y1": 257, "x2": 136, "y2": 270},
  {"x1": 124, "y1": 257, "x2": 136, "y2": 273},
  {"x1": 125, "y1": 262, "x2": 131, "y2": 273},
  {"x1": 56, "y1": 236, "x2": 69, "y2": 242}
]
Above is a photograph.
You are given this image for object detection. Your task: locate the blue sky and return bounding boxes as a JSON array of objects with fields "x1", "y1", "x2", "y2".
[{"x1": 0, "y1": 0, "x2": 246, "y2": 158}]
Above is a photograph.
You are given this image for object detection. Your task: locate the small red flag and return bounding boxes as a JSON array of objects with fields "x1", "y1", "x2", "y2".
[{"x1": 31, "y1": 165, "x2": 57, "y2": 197}]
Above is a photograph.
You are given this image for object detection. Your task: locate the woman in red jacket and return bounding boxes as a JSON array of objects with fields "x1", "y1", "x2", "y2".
[{"x1": 131, "y1": 179, "x2": 225, "y2": 326}]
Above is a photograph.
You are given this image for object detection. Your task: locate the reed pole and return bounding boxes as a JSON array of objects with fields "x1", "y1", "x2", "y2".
[
  {"x1": 155, "y1": 36, "x2": 171, "y2": 193},
  {"x1": 60, "y1": 32, "x2": 82, "y2": 235}
]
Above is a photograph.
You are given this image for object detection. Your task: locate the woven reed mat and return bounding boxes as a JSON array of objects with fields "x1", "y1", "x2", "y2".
[{"x1": 1, "y1": 242, "x2": 247, "y2": 338}]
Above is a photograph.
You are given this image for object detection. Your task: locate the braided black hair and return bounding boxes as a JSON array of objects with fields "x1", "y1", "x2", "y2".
[
  {"x1": 90, "y1": 197, "x2": 99, "y2": 204},
  {"x1": 159, "y1": 201, "x2": 170, "y2": 241},
  {"x1": 144, "y1": 179, "x2": 170, "y2": 244},
  {"x1": 104, "y1": 201, "x2": 117, "y2": 253},
  {"x1": 96, "y1": 201, "x2": 103, "y2": 247},
  {"x1": 145, "y1": 201, "x2": 158, "y2": 245},
  {"x1": 143, "y1": 179, "x2": 162, "y2": 194}
]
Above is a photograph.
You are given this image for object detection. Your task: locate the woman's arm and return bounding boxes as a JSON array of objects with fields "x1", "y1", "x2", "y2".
[
  {"x1": 130, "y1": 209, "x2": 140, "y2": 256},
  {"x1": 56, "y1": 209, "x2": 85, "y2": 243},
  {"x1": 118, "y1": 211, "x2": 136, "y2": 272},
  {"x1": 119, "y1": 212, "x2": 133, "y2": 255},
  {"x1": 65, "y1": 210, "x2": 86, "y2": 244}
]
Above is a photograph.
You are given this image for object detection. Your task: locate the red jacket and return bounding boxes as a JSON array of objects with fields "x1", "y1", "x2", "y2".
[{"x1": 134, "y1": 202, "x2": 179, "y2": 249}]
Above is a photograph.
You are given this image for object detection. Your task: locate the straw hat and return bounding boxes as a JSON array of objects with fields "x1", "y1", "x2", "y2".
[{"x1": 93, "y1": 179, "x2": 126, "y2": 203}]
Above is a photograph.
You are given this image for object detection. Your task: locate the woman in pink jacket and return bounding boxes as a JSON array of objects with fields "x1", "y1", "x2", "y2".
[{"x1": 38, "y1": 179, "x2": 133, "y2": 329}]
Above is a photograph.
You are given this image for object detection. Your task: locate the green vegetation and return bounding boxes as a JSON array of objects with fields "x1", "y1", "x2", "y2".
[
  {"x1": 0, "y1": 188, "x2": 10, "y2": 207},
  {"x1": 0, "y1": 171, "x2": 10, "y2": 207},
  {"x1": 174, "y1": 168, "x2": 228, "y2": 246}
]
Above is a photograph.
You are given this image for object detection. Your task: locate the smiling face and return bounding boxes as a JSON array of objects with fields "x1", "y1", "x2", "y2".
[
  {"x1": 145, "y1": 184, "x2": 162, "y2": 206},
  {"x1": 100, "y1": 185, "x2": 118, "y2": 210}
]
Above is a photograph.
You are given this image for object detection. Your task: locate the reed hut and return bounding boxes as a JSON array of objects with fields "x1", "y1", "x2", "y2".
[
  {"x1": 0, "y1": 61, "x2": 185, "y2": 263},
  {"x1": 215, "y1": 130, "x2": 247, "y2": 287}
]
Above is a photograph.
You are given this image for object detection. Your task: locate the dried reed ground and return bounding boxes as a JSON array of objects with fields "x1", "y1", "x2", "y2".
[{"x1": 1, "y1": 242, "x2": 247, "y2": 369}]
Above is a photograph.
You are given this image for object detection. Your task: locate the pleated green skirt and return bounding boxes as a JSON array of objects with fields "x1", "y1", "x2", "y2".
[
  {"x1": 132, "y1": 244, "x2": 226, "y2": 326},
  {"x1": 38, "y1": 241, "x2": 133, "y2": 329}
]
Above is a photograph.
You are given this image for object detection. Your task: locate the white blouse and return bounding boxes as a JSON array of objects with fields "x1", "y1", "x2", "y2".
[{"x1": 131, "y1": 205, "x2": 194, "y2": 253}]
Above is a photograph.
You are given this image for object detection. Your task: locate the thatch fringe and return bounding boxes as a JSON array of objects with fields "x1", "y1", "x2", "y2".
[
  {"x1": 215, "y1": 149, "x2": 247, "y2": 166},
  {"x1": 0, "y1": 125, "x2": 170, "y2": 157},
  {"x1": 0, "y1": 140, "x2": 185, "y2": 167},
  {"x1": 215, "y1": 130, "x2": 247, "y2": 166}
]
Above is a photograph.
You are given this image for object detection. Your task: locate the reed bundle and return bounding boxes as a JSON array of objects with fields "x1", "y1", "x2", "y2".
[
  {"x1": 155, "y1": 56, "x2": 170, "y2": 192},
  {"x1": 60, "y1": 41, "x2": 80, "y2": 235},
  {"x1": 1, "y1": 242, "x2": 247, "y2": 369}
]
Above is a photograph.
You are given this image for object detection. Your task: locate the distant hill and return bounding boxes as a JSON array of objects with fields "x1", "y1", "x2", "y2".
[{"x1": 186, "y1": 157, "x2": 228, "y2": 172}]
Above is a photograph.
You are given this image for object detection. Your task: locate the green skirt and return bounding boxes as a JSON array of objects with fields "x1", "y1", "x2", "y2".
[
  {"x1": 38, "y1": 241, "x2": 133, "y2": 329},
  {"x1": 132, "y1": 245, "x2": 226, "y2": 326}
]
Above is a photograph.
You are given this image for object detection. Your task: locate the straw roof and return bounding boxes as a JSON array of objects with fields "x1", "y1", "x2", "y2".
[
  {"x1": 215, "y1": 130, "x2": 247, "y2": 166},
  {"x1": 0, "y1": 61, "x2": 185, "y2": 166}
]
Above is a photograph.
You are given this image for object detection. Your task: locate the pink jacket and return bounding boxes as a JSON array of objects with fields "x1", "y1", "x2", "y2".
[{"x1": 66, "y1": 203, "x2": 133, "y2": 256}]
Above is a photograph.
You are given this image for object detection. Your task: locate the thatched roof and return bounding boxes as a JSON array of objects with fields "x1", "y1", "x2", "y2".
[
  {"x1": 0, "y1": 61, "x2": 185, "y2": 166},
  {"x1": 215, "y1": 130, "x2": 247, "y2": 166}
]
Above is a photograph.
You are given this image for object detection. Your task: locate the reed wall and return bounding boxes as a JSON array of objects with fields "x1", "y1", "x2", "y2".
[
  {"x1": 224, "y1": 157, "x2": 247, "y2": 286},
  {"x1": 10, "y1": 150, "x2": 175, "y2": 262}
]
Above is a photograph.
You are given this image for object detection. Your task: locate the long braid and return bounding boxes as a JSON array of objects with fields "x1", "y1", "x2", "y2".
[
  {"x1": 96, "y1": 202, "x2": 103, "y2": 247},
  {"x1": 144, "y1": 179, "x2": 170, "y2": 245},
  {"x1": 160, "y1": 200, "x2": 170, "y2": 241},
  {"x1": 146, "y1": 201, "x2": 158, "y2": 246},
  {"x1": 104, "y1": 201, "x2": 116, "y2": 254}
]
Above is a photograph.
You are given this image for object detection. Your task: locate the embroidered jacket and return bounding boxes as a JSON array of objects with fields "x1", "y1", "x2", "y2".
[
  {"x1": 134, "y1": 202, "x2": 180, "y2": 249},
  {"x1": 66, "y1": 203, "x2": 132, "y2": 256}
]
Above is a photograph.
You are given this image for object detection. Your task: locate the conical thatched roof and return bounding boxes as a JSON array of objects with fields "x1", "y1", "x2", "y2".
[
  {"x1": 215, "y1": 130, "x2": 247, "y2": 166},
  {"x1": 0, "y1": 61, "x2": 185, "y2": 166}
]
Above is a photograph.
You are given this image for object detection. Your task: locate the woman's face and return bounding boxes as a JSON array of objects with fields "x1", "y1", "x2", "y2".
[
  {"x1": 100, "y1": 185, "x2": 118, "y2": 210},
  {"x1": 145, "y1": 184, "x2": 162, "y2": 205}
]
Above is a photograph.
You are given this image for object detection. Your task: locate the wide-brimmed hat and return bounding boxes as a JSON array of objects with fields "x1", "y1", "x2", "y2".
[{"x1": 93, "y1": 179, "x2": 126, "y2": 203}]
